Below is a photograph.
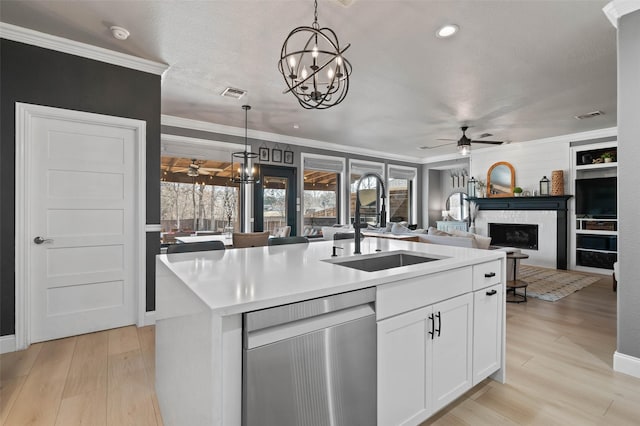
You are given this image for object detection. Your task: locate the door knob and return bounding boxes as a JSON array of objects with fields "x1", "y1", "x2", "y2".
[{"x1": 33, "y1": 236, "x2": 53, "y2": 244}]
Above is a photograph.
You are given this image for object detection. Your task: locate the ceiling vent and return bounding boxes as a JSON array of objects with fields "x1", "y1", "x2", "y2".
[
  {"x1": 575, "y1": 111, "x2": 604, "y2": 120},
  {"x1": 221, "y1": 87, "x2": 247, "y2": 99}
]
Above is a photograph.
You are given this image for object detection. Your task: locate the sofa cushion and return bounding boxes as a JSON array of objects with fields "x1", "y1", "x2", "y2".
[
  {"x1": 427, "y1": 226, "x2": 452, "y2": 237},
  {"x1": 450, "y1": 229, "x2": 492, "y2": 250}
]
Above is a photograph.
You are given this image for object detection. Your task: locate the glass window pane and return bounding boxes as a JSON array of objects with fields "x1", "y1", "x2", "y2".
[
  {"x1": 350, "y1": 174, "x2": 381, "y2": 226},
  {"x1": 304, "y1": 169, "x2": 338, "y2": 237},
  {"x1": 263, "y1": 176, "x2": 288, "y2": 236},
  {"x1": 389, "y1": 177, "x2": 410, "y2": 222},
  {"x1": 160, "y1": 157, "x2": 239, "y2": 245}
]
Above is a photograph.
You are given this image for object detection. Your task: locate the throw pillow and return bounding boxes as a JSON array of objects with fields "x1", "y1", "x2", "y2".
[
  {"x1": 391, "y1": 223, "x2": 411, "y2": 234},
  {"x1": 450, "y1": 229, "x2": 492, "y2": 250}
]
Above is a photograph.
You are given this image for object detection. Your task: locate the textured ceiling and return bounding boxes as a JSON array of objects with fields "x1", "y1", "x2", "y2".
[{"x1": 0, "y1": 0, "x2": 617, "y2": 160}]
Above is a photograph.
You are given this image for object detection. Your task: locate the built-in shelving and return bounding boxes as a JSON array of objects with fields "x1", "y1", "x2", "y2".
[{"x1": 571, "y1": 141, "x2": 618, "y2": 272}]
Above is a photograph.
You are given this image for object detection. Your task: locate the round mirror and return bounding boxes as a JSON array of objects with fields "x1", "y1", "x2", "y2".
[
  {"x1": 446, "y1": 191, "x2": 469, "y2": 221},
  {"x1": 487, "y1": 161, "x2": 515, "y2": 197}
]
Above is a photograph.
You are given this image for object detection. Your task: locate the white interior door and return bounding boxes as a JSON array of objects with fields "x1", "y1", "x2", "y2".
[{"x1": 18, "y1": 104, "x2": 143, "y2": 344}]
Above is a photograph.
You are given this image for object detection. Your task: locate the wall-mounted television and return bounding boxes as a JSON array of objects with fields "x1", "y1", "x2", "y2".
[{"x1": 575, "y1": 177, "x2": 617, "y2": 218}]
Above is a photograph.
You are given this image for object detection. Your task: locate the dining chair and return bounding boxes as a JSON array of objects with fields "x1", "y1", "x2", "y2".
[
  {"x1": 268, "y1": 236, "x2": 309, "y2": 246},
  {"x1": 166, "y1": 240, "x2": 225, "y2": 253},
  {"x1": 273, "y1": 225, "x2": 291, "y2": 238},
  {"x1": 232, "y1": 231, "x2": 270, "y2": 248}
]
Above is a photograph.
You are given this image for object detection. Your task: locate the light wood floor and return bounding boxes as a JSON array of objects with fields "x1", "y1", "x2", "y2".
[{"x1": 1, "y1": 273, "x2": 639, "y2": 425}]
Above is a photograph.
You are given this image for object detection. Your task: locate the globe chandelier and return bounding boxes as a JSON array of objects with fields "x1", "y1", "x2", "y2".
[
  {"x1": 278, "y1": 0, "x2": 352, "y2": 110},
  {"x1": 231, "y1": 105, "x2": 260, "y2": 184}
]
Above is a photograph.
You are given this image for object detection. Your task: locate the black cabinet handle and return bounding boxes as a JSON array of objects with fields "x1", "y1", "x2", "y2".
[
  {"x1": 428, "y1": 314, "x2": 435, "y2": 339},
  {"x1": 486, "y1": 289, "x2": 498, "y2": 296},
  {"x1": 435, "y1": 312, "x2": 441, "y2": 337},
  {"x1": 484, "y1": 272, "x2": 496, "y2": 278}
]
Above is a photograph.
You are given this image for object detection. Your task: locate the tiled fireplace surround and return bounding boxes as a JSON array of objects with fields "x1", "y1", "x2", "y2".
[
  {"x1": 470, "y1": 196, "x2": 572, "y2": 270},
  {"x1": 476, "y1": 210, "x2": 557, "y2": 269}
]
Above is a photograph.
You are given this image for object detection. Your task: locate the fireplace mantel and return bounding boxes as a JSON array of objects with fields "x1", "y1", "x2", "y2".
[
  {"x1": 468, "y1": 195, "x2": 572, "y2": 211},
  {"x1": 469, "y1": 195, "x2": 573, "y2": 270}
]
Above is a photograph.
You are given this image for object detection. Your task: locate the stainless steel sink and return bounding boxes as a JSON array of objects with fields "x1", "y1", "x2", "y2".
[{"x1": 326, "y1": 251, "x2": 444, "y2": 272}]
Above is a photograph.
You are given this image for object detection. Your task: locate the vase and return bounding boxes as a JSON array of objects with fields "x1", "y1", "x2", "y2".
[{"x1": 604, "y1": 158, "x2": 612, "y2": 163}]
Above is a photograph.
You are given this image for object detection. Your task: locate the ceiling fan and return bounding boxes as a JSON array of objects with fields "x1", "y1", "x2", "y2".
[
  {"x1": 424, "y1": 126, "x2": 504, "y2": 155},
  {"x1": 171, "y1": 159, "x2": 223, "y2": 177}
]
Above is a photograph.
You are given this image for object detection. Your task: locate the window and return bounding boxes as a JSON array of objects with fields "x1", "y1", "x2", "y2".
[
  {"x1": 302, "y1": 155, "x2": 344, "y2": 237},
  {"x1": 388, "y1": 165, "x2": 417, "y2": 223},
  {"x1": 350, "y1": 160, "x2": 384, "y2": 226},
  {"x1": 160, "y1": 156, "x2": 240, "y2": 244}
]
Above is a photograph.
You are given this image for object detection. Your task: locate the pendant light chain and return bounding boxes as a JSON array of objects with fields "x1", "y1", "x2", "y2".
[{"x1": 313, "y1": 0, "x2": 319, "y2": 29}]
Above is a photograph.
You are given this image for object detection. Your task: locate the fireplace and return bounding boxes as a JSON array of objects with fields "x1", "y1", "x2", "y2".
[
  {"x1": 469, "y1": 195, "x2": 572, "y2": 269},
  {"x1": 489, "y1": 223, "x2": 539, "y2": 250}
]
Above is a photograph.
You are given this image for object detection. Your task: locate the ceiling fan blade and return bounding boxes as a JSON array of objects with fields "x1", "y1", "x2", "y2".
[
  {"x1": 199, "y1": 167, "x2": 224, "y2": 172},
  {"x1": 470, "y1": 140, "x2": 503, "y2": 145},
  {"x1": 436, "y1": 138, "x2": 457, "y2": 141},
  {"x1": 420, "y1": 142, "x2": 455, "y2": 150}
]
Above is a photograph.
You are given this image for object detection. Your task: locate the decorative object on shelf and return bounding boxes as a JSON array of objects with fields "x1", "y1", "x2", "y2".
[
  {"x1": 539, "y1": 176, "x2": 550, "y2": 196},
  {"x1": 231, "y1": 105, "x2": 260, "y2": 184},
  {"x1": 513, "y1": 186, "x2": 523, "y2": 197},
  {"x1": 272, "y1": 148, "x2": 283, "y2": 163},
  {"x1": 277, "y1": 0, "x2": 352, "y2": 109},
  {"x1": 259, "y1": 146, "x2": 269, "y2": 162},
  {"x1": 467, "y1": 176, "x2": 477, "y2": 197},
  {"x1": 284, "y1": 150, "x2": 294, "y2": 164},
  {"x1": 487, "y1": 161, "x2": 515, "y2": 198},
  {"x1": 476, "y1": 179, "x2": 487, "y2": 197},
  {"x1": 441, "y1": 210, "x2": 449, "y2": 221},
  {"x1": 601, "y1": 152, "x2": 616, "y2": 163},
  {"x1": 581, "y1": 153, "x2": 593, "y2": 165},
  {"x1": 468, "y1": 201, "x2": 479, "y2": 231},
  {"x1": 551, "y1": 170, "x2": 564, "y2": 195}
]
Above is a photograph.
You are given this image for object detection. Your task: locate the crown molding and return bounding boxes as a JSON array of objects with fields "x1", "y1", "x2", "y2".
[
  {"x1": 0, "y1": 22, "x2": 168, "y2": 75},
  {"x1": 161, "y1": 114, "x2": 419, "y2": 164},
  {"x1": 603, "y1": 0, "x2": 640, "y2": 28}
]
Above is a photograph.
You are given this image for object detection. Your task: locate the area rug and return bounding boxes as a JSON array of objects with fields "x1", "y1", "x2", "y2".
[{"x1": 517, "y1": 265, "x2": 600, "y2": 302}]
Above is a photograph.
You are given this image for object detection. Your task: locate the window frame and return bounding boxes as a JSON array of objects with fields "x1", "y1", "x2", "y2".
[
  {"x1": 301, "y1": 153, "x2": 346, "y2": 227},
  {"x1": 387, "y1": 164, "x2": 418, "y2": 224}
]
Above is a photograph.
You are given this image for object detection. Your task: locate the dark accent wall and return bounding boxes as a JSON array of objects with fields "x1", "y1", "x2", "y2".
[{"x1": 0, "y1": 39, "x2": 161, "y2": 336}]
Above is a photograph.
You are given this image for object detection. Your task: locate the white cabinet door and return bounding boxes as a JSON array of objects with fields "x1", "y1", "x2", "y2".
[
  {"x1": 431, "y1": 293, "x2": 474, "y2": 412},
  {"x1": 378, "y1": 306, "x2": 432, "y2": 426},
  {"x1": 473, "y1": 284, "x2": 503, "y2": 385}
]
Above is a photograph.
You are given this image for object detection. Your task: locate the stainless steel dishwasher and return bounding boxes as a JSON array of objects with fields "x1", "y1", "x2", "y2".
[{"x1": 242, "y1": 287, "x2": 376, "y2": 426}]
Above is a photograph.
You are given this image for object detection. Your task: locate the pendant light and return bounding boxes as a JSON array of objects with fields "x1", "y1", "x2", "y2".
[
  {"x1": 278, "y1": 0, "x2": 352, "y2": 109},
  {"x1": 231, "y1": 105, "x2": 260, "y2": 184}
]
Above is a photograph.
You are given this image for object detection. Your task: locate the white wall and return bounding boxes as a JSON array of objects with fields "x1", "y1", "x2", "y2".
[
  {"x1": 617, "y1": 7, "x2": 640, "y2": 363},
  {"x1": 470, "y1": 140, "x2": 571, "y2": 196}
]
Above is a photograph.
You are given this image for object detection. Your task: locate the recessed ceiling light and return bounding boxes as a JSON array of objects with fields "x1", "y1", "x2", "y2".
[
  {"x1": 110, "y1": 26, "x2": 130, "y2": 41},
  {"x1": 293, "y1": 124, "x2": 300, "y2": 129},
  {"x1": 436, "y1": 24, "x2": 459, "y2": 38}
]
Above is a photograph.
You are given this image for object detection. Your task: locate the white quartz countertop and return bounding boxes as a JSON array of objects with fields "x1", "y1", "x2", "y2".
[{"x1": 156, "y1": 238, "x2": 505, "y2": 317}]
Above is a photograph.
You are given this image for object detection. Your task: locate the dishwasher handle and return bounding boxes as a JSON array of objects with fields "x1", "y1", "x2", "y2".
[
  {"x1": 244, "y1": 287, "x2": 376, "y2": 333},
  {"x1": 245, "y1": 302, "x2": 375, "y2": 349}
]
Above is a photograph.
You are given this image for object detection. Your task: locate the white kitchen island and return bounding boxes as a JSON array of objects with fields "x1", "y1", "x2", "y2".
[{"x1": 155, "y1": 238, "x2": 506, "y2": 426}]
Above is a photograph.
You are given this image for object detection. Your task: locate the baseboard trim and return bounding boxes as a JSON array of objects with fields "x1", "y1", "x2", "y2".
[
  {"x1": 143, "y1": 311, "x2": 156, "y2": 326},
  {"x1": 0, "y1": 335, "x2": 17, "y2": 354},
  {"x1": 613, "y1": 351, "x2": 640, "y2": 379}
]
